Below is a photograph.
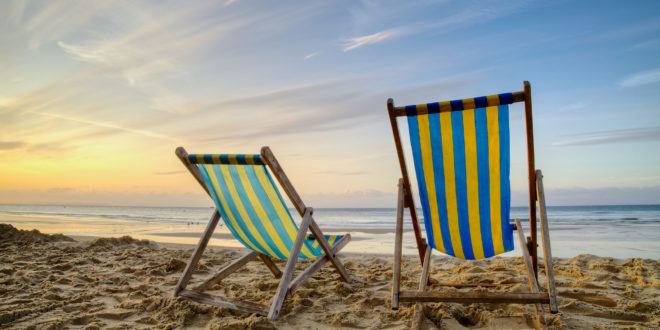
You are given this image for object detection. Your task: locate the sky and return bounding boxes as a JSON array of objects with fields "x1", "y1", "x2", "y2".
[{"x1": 1, "y1": 0, "x2": 659, "y2": 208}]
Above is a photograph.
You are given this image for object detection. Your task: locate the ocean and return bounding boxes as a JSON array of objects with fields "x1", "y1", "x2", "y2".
[{"x1": 1, "y1": 204, "x2": 658, "y2": 259}]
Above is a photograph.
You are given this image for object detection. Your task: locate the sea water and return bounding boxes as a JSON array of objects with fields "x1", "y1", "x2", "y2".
[{"x1": 0, "y1": 204, "x2": 658, "y2": 259}]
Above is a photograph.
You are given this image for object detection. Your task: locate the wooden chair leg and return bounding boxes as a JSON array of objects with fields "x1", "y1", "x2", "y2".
[
  {"x1": 308, "y1": 219, "x2": 351, "y2": 283},
  {"x1": 536, "y1": 170, "x2": 558, "y2": 313},
  {"x1": 268, "y1": 207, "x2": 313, "y2": 321},
  {"x1": 287, "y1": 234, "x2": 351, "y2": 297},
  {"x1": 258, "y1": 253, "x2": 283, "y2": 278},
  {"x1": 392, "y1": 178, "x2": 405, "y2": 309},
  {"x1": 174, "y1": 210, "x2": 221, "y2": 296},
  {"x1": 413, "y1": 244, "x2": 432, "y2": 329},
  {"x1": 516, "y1": 219, "x2": 546, "y2": 330}
]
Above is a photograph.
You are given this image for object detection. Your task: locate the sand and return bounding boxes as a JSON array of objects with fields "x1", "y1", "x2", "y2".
[{"x1": 0, "y1": 224, "x2": 658, "y2": 329}]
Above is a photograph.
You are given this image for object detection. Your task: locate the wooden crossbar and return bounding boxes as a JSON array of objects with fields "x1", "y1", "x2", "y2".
[
  {"x1": 194, "y1": 251, "x2": 260, "y2": 291},
  {"x1": 178, "y1": 289, "x2": 268, "y2": 315},
  {"x1": 399, "y1": 291, "x2": 550, "y2": 304},
  {"x1": 433, "y1": 283, "x2": 500, "y2": 287}
]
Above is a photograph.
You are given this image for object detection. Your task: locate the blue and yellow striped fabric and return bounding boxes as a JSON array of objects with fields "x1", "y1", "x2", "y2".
[
  {"x1": 190, "y1": 154, "x2": 342, "y2": 260},
  {"x1": 405, "y1": 100, "x2": 514, "y2": 260}
]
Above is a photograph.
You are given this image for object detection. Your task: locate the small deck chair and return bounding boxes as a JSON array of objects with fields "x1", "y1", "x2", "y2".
[
  {"x1": 388, "y1": 81, "x2": 557, "y2": 329},
  {"x1": 173, "y1": 146, "x2": 351, "y2": 321}
]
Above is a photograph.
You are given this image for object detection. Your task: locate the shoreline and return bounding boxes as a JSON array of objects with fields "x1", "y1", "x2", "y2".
[
  {"x1": 2, "y1": 204, "x2": 660, "y2": 259},
  {"x1": 1, "y1": 223, "x2": 659, "y2": 329}
]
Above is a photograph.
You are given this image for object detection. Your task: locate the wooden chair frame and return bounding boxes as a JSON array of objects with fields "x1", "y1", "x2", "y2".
[
  {"x1": 173, "y1": 146, "x2": 351, "y2": 321},
  {"x1": 388, "y1": 81, "x2": 557, "y2": 329}
]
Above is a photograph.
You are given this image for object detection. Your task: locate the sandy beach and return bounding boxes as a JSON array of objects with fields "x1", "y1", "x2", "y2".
[{"x1": 1, "y1": 224, "x2": 658, "y2": 329}]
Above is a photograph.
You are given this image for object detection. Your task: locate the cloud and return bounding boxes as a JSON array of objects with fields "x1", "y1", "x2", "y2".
[
  {"x1": 202, "y1": 80, "x2": 361, "y2": 108},
  {"x1": 153, "y1": 170, "x2": 185, "y2": 175},
  {"x1": 34, "y1": 111, "x2": 180, "y2": 142},
  {"x1": 51, "y1": 1, "x2": 265, "y2": 113},
  {"x1": 341, "y1": 1, "x2": 526, "y2": 52},
  {"x1": 11, "y1": 0, "x2": 118, "y2": 50},
  {"x1": 618, "y1": 68, "x2": 660, "y2": 89},
  {"x1": 0, "y1": 141, "x2": 26, "y2": 150},
  {"x1": 183, "y1": 77, "x2": 383, "y2": 142},
  {"x1": 0, "y1": 139, "x2": 75, "y2": 159},
  {"x1": 303, "y1": 52, "x2": 318, "y2": 60},
  {"x1": 553, "y1": 126, "x2": 660, "y2": 147},
  {"x1": 342, "y1": 27, "x2": 410, "y2": 51},
  {"x1": 26, "y1": 141, "x2": 76, "y2": 154},
  {"x1": 629, "y1": 39, "x2": 660, "y2": 51}
]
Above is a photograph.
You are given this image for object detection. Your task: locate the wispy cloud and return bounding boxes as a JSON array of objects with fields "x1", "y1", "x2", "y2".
[
  {"x1": 303, "y1": 51, "x2": 319, "y2": 60},
  {"x1": 50, "y1": 1, "x2": 265, "y2": 114},
  {"x1": 342, "y1": 27, "x2": 410, "y2": 51},
  {"x1": 35, "y1": 111, "x2": 180, "y2": 142},
  {"x1": 12, "y1": 0, "x2": 119, "y2": 51},
  {"x1": 554, "y1": 126, "x2": 660, "y2": 147},
  {"x1": 0, "y1": 141, "x2": 26, "y2": 150},
  {"x1": 57, "y1": 41, "x2": 180, "y2": 86},
  {"x1": 0, "y1": 139, "x2": 75, "y2": 157},
  {"x1": 629, "y1": 38, "x2": 660, "y2": 51},
  {"x1": 341, "y1": 1, "x2": 526, "y2": 52},
  {"x1": 198, "y1": 79, "x2": 366, "y2": 111},
  {"x1": 182, "y1": 78, "x2": 381, "y2": 142},
  {"x1": 619, "y1": 68, "x2": 660, "y2": 88},
  {"x1": 153, "y1": 170, "x2": 185, "y2": 175}
]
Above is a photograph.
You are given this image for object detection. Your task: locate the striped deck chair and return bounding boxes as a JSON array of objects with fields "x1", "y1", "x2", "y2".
[
  {"x1": 388, "y1": 82, "x2": 557, "y2": 329},
  {"x1": 173, "y1": 146, "x2": 351, "y2": 321}
]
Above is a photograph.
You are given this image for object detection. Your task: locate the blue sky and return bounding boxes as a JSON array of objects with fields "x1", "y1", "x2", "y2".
[{"x1": 0, "y1": 0, "x2": 659, "y2": 207}]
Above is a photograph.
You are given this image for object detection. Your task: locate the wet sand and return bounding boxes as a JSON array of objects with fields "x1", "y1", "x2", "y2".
[{"x1": 1, "y1": 224, "x2": 658, "y2": 329}]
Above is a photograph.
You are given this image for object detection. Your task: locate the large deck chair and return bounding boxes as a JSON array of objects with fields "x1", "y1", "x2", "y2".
[
  {"x1": 388, "y1": 81, "x2": 557, "y2": 329},
  {"x1": 173, "y1": 146, "x2": 351, "y2": 321}
]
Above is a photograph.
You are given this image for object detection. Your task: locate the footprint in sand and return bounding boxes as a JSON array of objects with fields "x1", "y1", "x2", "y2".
[
  {"x1": 558, "y1": 290, "x2": 617, "y2": 307},
  {"x1": 95, "y1": 309, "x2": 135, "y2": 320}
]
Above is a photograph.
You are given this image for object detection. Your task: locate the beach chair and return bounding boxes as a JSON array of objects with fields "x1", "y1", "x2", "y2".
[
  {"x1": 173, "y1": 146, "x2": 351, "y2": 321},
  {"x1": 388, "y1": 81, "x2": 557, "y2": 329}
]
